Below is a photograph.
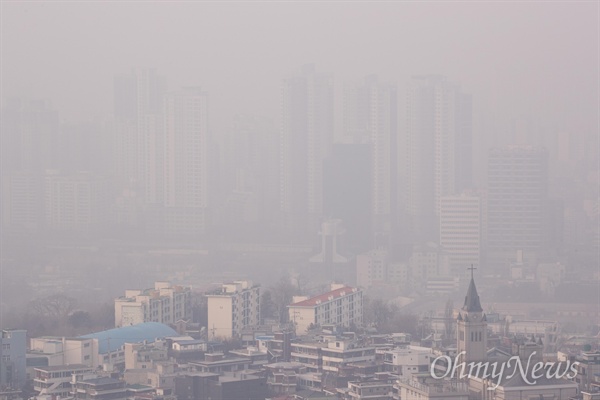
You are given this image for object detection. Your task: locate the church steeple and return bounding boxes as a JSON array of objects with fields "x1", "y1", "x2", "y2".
[
  {"x1": 463, "y1": 276, "x2": 483, "y2": 312},
  {"x1": 457, "y1": 265, "x2": 487, "y2": 364}
]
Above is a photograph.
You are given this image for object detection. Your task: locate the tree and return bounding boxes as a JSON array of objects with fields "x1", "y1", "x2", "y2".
[
  {"x1": 444, "y1": 299, "x2": 455, "y2": 339},
  {"x1": 363, "y1": 296, "x2": 419, "y2": 335},
  {"x1": 68, "y1": 311, "x2": 93, "y2": 330},
  {"x1": 269, "y1": 275, "x2": 300, "y2": 323},
  {"x1": 88, "y1": 301, "x2": 116, "y2": 330},
  {"x1": 29, "y1": 293, "x2": 76, "y2": 319},
  {"x1": 190, "y1": 292, "x2": 208, "y2": 326},
  {"x1": 260, "y1": 290, "x2": 275, "y2": 321}
]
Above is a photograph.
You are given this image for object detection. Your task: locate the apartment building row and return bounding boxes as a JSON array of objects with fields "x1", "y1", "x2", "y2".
[
  {"x1": 114, "y1": 282, "x2": 191, "y2": 327},
  {"x1": 288, "y1": 284, "x2": 363, "y2": 334}
]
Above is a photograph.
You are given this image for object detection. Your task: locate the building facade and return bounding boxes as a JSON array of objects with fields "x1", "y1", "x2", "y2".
[
  {"x1": 287, "y1": 284, "x2": 363, "y2": 334},
  {"x1": 487, "y1": 145, "x2": 548, "y2": 269},
  {"x1": 344, "y1": 75, "x2": 398, "y2": 242},
  {"x1": 0, "y1": 330, "x2": 26, "y2": 389},
  {"x1": 162, "y1": 87, "x2": 209, "y2": 236},
  {"x1": 439, "y1": 191, "x2": 481, "y2": 281},
  {"x1": 206, "y1": 281, "x2": 260, "y2": 340},
  {"x1": 404, "y1": 75, "x2": 472, "y2": 243},
  {"x1": 33, "y1": 365, "x2": 94, "y2": 398},
  {"x1": 44, "y1": 171, "x2": 106, "y2": 231},
  {"x1": 280, "y1": 64, "x2": 334, "y2": 236},
  {"x1": 114, "y1": 282, "x2": 191, "y2": 327}
]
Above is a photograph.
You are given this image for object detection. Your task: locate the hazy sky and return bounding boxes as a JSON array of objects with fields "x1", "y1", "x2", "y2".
[{"x1": 2, "y1": 2, "x2": 597, "y2": 137}]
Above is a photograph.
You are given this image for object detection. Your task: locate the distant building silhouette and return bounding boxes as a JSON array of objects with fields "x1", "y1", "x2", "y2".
[
  {"x1": 439, "y1": 191, "x2": 482, "y2": 281},
  {"x1": 404, "y1": 75, "x2": 472, "y2": 244},
  {"x1": 323, "y1": 142, "x2": 371, "y2": 253},
  {"x1": 279, "y1": 64, "x2": 334, "y2": 238},
  {"x1": 1, "y1": 99, "x2": 59, "y2": 233},
  {"x1": 486, "y1": 145, "x2": 548, "y2": 270},
  {"x1": 162, "y1": 87, "x2": 209, "y2": 236},
  {"x1": 343, "y1": 75, "x2": 398, "y2": 248}
]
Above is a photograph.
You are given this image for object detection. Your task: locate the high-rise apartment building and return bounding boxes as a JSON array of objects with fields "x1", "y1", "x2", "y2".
[
  {"x1": 404, "y1": 75, "x2": 472, "y2": 242},
  {"x1": 344, "y1": 75, "x2": 398, "y2": 243},
  {"x1": 44, "y1": 171, "x2": 106, "y2": 232},
  {"x1": 163, "y1": 87, "x2": 209, "y2": 236},
  {"x1": 323, "y1": 143, "x2": 372, "y2": 253},
  {"x1": 280, "y1": 64, "x2": 334, "y2": 236},
  {"x1": 113, "y1": 68, "x2": 166, "y2": 204},
  {"x1": 219, "y1": 115, "x2": 279, "y2": 231},
  {"x1": 487, "y1": 146, "x2": 548, "y2": 269},
  {"x1": 114, "y1": 282, "x2": 191, "y2": 327},
  {"x1": 206, "y1": 281, "x2": 260, "y2": 340},
  {"x1": 1, "y1": 99, "x2": 59, "y2": 233},
  {"x1": 439, "y1": 192, "x2": 481, "y2": 281}
]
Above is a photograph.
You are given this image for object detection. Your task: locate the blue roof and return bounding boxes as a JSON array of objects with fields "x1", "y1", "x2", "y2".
[{"x1": 79, "y1": 322, "x2": 178, "y2": 354}]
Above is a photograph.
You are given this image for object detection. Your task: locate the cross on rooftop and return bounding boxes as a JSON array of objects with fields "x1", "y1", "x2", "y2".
[{"x1": 468, "y1": 264, "x2": 477, "y2": 279}]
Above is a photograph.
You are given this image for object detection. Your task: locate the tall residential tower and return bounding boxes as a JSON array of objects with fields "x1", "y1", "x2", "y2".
[
  {"x1": 404, "y1": 75, "x2": 472, "y2": 243},
  {"x1": 280, "y1": 64, "x2": 334, "y2": 237},
  {"x1": 487, "y1": 146, "x2": 548, "y2": 269},
  {"x1": 344, "y1": 75, "x2": 398, "y2": 246},
  {"x1": 163, "y1": 87, "x2": 209, "y2": 236}
]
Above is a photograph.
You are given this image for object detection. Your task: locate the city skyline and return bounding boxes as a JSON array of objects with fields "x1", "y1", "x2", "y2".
[{"x1": 0, "y1": 3, "x2": 598, "y2": 397}]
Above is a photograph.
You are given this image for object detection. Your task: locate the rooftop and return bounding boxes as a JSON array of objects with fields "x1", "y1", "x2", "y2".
[
  {"x1": 79, "y1": 377, "x2": 122, "y2": 386},
  {"x1": 79, "y1": 322, "x2": 178, "y2": 354},
  {"x1": 289, "y1": 287, "x2": 358, "y2": 307},
  {"x1": 35, "y1": 364, "x2": 91, "y2": 372}
]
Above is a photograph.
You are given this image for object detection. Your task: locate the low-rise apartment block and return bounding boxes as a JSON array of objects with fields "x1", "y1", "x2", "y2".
[
  {"x1": 206, "y1": 281, "x2": 260, "y2": 339},
  {"x1": 288, "y1": 284, "x2": 363, "y2": 334},
  {"x1": 33, "y1": 364, "x2": 93, "y2": 398},
  {"x1": 115, "y1": 282, "x2": 191, "y2": 327}
]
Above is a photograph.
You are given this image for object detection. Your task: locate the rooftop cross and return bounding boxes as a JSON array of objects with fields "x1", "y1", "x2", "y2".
[{"x1": 468, "y1": 264, "x2": 477, "y2": 279}]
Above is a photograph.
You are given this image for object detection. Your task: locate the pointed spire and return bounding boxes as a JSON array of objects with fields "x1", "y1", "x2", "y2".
[{"x1": 462, "y1": 274, "x2": 483, "y2": 312}]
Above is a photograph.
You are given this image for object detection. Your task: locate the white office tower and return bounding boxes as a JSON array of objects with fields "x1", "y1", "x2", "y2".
[
  {"x1": 344, "y1": 75, "x2": 398, "y2": 240},
  {"x1": 280, "y1": 64, "x2": 334, "y2": 237},
  {"x1": 310, "y1": 219, "x2": 348, "y2": 263},
  {"x1": 163, "y1": 87, "x2": 209, "y2": 236},
  {"x1": 439, "y1": 192, "x2": 481, "y2": 282},
  {"x1": 404, "y1": 75, "x2": 472, "y2": 243},
  {"x1": 487, "y1": 146, "x2": 548, "y2": 269}
]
